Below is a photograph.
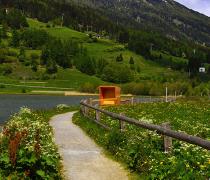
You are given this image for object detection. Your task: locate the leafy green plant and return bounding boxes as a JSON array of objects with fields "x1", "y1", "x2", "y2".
[{"x1": 0, "y1": 107, "x2": 66, "y2": 179}]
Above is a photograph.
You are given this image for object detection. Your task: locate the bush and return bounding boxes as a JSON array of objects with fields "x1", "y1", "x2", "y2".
[
  {"x1": 46, "y1": 60, "x2": 57, "y2": 74},
  {"x1": 21, "y1": 88, "x2": 27, "y2": 93},
  {"x1": 4, "y1": 56, "x2": 18, "y2": 63},
  {"x1": 30, "y1": 53, "x2": 39, "y2": 60},
  {"x1": 0, "y1": 84, "x2": 5, "y2": 88},
  {"x1": 0, "y1": 108, "x2": 62, "y2": 179},
  {"x1": 75, "y1": 56, "x2": 96, "y2": 75},
  {"x1": 0, "y1": 65, "x2": 12, "y2": 75},
  {"x1": 122, "y1": 82, "x2": 151, "y2": 95},
  {"x1": 21, "y1": 29, "x2": 50, "y2": 49},
  {"x1": 101, "y1": 64, "x2": 133, "y2": 83},
  {"x1": 79, "y1": 82, "x2": 98, "y2": 93},
  {"x1": 7, "y1": 50, "x2": 18, "y2": 57}
]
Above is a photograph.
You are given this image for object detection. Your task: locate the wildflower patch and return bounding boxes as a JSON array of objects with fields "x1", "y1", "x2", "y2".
[{"x1": 0, "y1": 107, "x2": 62, "y2": 179}]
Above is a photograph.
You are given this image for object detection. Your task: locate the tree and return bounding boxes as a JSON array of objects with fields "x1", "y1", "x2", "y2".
[
  {"x1": 188, "y1": 50, "x2": 206, "y2": 75},
  {"x1": 76, "y1": 55, "x2": 96, "y2": 75},
  {"x1": 116, "y1": 54, "x2": 123, "y2": 62},
  {"x1": 41, "y1": 46, "x2": 51, "y2": 65},
  {"x1": 0, "y1": 29, "x2": 2, "y2": 44},
  {"x1": 46, "y1": 59, "x2": 57, "y2": 74},
  {"x1": 101, "y1": 64, "x2": 133, "y2": 83},
  {"x1": 96, "y1": 58, "x2": 108, "y2": 75},
  {"x1": 1, "y1": 22, "x2": 8, "y2": 38},
  {"x1": 118, "y1": 30, "x2": 129, "y2": 44},
  {"x1": 6, "y1": 9, "x2": 28, "y2": 29},
  {"x1": 18, "y1": 47, "x2": 26, "y2": 62},
  {"x1": 11, "y1": 30, "x2": 20, "y2": 47},
  {"x1": 22, "y1": 29, "x2": 49, "y2": 49},
  {"x1": 30, "y1": 53, "x2": 39, "y2": 72},
  {"x1": 129, "y1": 57, "x2": 134, "y2": 64}
]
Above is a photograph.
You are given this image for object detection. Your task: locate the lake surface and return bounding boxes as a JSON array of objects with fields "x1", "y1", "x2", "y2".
[{"x1": 0, "y1": 95, "x2": 95, "y2": 125}]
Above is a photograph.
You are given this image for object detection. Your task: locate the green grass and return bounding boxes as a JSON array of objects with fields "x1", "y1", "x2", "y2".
[
  {"x1": 27, "y1": 18, "x2": 88, "y2": 42},
  {"x1": 103, "y1": 101, "x2": 210, "y2": 138},
  {"x1": 28, "y1": 18, "x2": 187, "y2": 80},
  {"x1": 0, "y1": 68, "x2": 104, "y2": 93},
  {"x1": 0, "y1": 18, "x2": 189, "y2": 94},
  {"x1": 73, "y1": 101, "x2": 210, "y2": 179}
]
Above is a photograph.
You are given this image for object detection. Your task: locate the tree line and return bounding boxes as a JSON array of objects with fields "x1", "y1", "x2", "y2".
[
  {"x1": 127, "y1": 30, "x2": 210, "y2": 77},
  {"x1": 0, "y1": 0, "x2": 122, "y2": 38}
]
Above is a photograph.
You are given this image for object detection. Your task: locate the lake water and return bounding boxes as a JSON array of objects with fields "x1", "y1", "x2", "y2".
[{"x1": 0, "y1": 95, "x2": 95, "y2": 125}]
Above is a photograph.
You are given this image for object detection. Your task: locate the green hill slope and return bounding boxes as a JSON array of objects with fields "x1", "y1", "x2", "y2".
[
  {"x1": 0, "y1": 18, "x2": 197, "y2": 95},
  {"x1": 27, "y1": 19, "x2": 187, "y2": 80}
]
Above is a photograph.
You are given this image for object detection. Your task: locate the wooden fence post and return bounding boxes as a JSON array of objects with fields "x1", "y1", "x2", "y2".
[
  {"x1": 84, "y1": 99, "x2": 88, "y2": 117},
  {"x1": 80, "y1": 101, "x2": 85, "y2": 115},
  {"x1": 85, "y1": 98, "x2": 93, "y2": 117},
  {"x1": 89, "y1": 98, "x2": 93, "y2": 106},
  {"x1": 162, "y1": 122, "x2": 172, "y2": 153},
  {"x1": 95, "y1": 104, "x2": 100, "y2": 122},
  {"x1": 119, "y1": 113, "x2": 126, "y2": 132}
]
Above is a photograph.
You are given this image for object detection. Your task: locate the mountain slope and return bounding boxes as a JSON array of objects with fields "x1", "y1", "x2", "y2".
[{"x1": 75, "y1": 0, "x2": 210, "y2": 46}]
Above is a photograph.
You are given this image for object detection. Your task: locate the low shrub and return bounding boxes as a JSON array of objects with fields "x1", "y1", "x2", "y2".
[
  {"x1": 0, "y1": 65, "x2": 13, "y2": 75},
  {"x1": 79, "y1": 82, "x2": 99, "y2": 93},
  {"x1": 0, "y1": 108, "x2": 63, "y2": 179}
]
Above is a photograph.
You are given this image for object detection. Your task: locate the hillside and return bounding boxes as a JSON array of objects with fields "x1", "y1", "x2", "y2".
[
  {"x1": 76, "y1": 0, "x2": 210, "y2": 46},
  {"x1": 0, "y1": 17, "x2": 192, "y2": 95},
  {"x1": 3, "y1": 0, "x2": 210, "y2": 46}
]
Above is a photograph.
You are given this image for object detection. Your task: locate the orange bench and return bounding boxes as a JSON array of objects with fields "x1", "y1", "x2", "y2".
[{"x1": 99, "y1": 86, "x2": 121, "y2": 106}]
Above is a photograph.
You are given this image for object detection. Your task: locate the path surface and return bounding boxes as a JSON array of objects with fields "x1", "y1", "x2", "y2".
[{"x1": 50, "y1": 112, "x2": 128, "y2": 180}]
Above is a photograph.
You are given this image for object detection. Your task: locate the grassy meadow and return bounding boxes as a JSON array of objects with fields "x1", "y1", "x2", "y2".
[
  {"x1": 0, "y1": 18, "x2": 194, "y2": 94},
  {"x1": 73, "y1": 100, "x2": 210, "y2": 179}
]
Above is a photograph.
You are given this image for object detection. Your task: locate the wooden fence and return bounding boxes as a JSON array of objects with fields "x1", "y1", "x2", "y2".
[{"x1": 80, "y1": 99, "x2": 210, "y2": 151}]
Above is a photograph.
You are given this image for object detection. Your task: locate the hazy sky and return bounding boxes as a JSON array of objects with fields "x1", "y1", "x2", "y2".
[{"x1": 175, "y1": 0, "x2": 210, "y2": 17}]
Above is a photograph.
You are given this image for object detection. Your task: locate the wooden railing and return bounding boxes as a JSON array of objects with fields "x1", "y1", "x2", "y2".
[{"x1": 80, "y1": 99, "x2": 210, "y2": 151}]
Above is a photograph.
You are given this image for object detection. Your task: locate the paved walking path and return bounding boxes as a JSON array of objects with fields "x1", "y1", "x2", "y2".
[{"x1": 50, "y1": 112, "x2": 128, "y2": 180}]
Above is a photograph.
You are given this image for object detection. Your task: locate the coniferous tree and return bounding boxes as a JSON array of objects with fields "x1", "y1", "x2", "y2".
[
  {"x1": 18, "y1": 47, "x2": 26, "y2": 62},
  {"x1": 129, "y1": 57, "x2": 134, "y2": 64},
  {"x1": 46, "y1": 59, "x2": 57, "y2": 74},
  {"x1": 30, "y1": 53, "x2": 39, "y2": 72},
  {"x1": 11, "y1": 30, "x2": 20, "y2": 47},
  {"x1": 1, "y1": 22, "x2": 8, "y2": 38},
  {"x1": 118, "y1": 30, "x2": 129, "y2": 43},
  {"x1": 6, "y1": 9, "x2": 28, "y2": 29},
  {"x1": 116, "y1": 54, "x2": 123, "y2": 62}
]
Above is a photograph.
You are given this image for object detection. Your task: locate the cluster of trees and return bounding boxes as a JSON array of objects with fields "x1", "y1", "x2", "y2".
[
  {"x1": 0, "y1": 0, "x2": 122, "y2": 38},
  {"x1": 150, "y1": 52, "x2": 188, "y2": 70},
  {"x1": 75, "y1": 55, "x2": 134, "y2": 83},
  {"x1": 101, "y1": 63, "x2": 133, "y2": 83},
  {"x1": 41, "y1": 38, "x2": 84, "y2": 73},
  {"x1": 122, "y1": 81, "x2": 210, "y2": 97},
  {"x1": 128, "y1": 30, "x2": 210, "y2": 77},
  {"x1": 0, "y1": 9, "x2": 28, "y2": 29},
  {"x1": 4, "y1": 23, "x2": 135, "y2": 83},
  {"x1": 11, "y1": 29, "x2": 50, "y2": 48}
]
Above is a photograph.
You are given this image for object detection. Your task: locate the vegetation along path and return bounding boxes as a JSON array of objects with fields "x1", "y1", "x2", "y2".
[{"x1": 50, "y1": 112, "x2": 128, "y2": 180}]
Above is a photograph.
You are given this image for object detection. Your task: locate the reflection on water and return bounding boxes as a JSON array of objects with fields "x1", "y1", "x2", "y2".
[{"x1": 0, "y1": 95, "x2": 96, "y2": 125}]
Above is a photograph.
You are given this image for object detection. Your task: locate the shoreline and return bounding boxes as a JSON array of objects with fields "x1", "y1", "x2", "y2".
[
  {"x1": 0, "y1": 91, "x2": 98, "y2": 96},
  {"x1": 0, "y1": 90, "x2": 134, "y2": 97}
]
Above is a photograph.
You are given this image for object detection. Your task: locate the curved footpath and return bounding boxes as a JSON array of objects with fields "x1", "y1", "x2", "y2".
[{"x1": 50, "y1": 112, "x2": 128, "y2": 180}]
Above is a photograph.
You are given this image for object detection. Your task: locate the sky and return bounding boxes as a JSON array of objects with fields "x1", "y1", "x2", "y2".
[{"x1": 175, "y1": 0, "x2": 210, "y2": 17}]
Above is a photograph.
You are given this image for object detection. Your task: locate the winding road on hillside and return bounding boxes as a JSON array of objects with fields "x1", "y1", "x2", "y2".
[{"x1": 50, "y1": 112, "x2": 128, "y2": 180}]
